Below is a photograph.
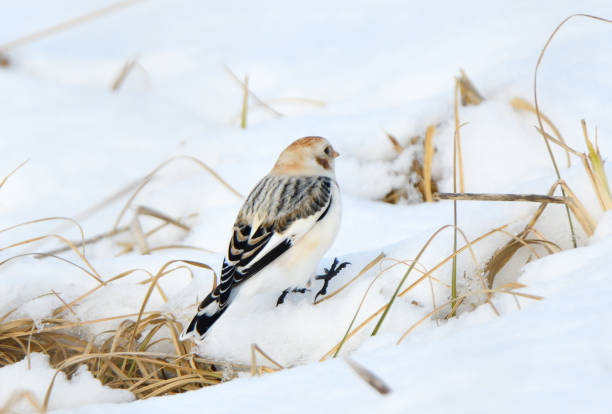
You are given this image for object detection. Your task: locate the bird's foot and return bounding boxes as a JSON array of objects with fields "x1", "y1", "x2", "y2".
[
  {"x1": 276, "y1": 287, "x2": 311, "y2": 306},
  {"x1": 276, "y1": 289, "x2": 290, "y2": 306},
  {"x1": 314, "y1": 258, "x2": 351, "y2": 302}
]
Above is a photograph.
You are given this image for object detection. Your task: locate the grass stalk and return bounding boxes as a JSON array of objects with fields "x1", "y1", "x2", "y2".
[
  {"x1": 241, "y1": 75, "x2": 249, "y2": 129},
  {"x1": 423, "y1": 125, "x2": 435, "y2": 202},
  {"x1": 530, "y1": 14, "x2": 612, "y2": 247}
]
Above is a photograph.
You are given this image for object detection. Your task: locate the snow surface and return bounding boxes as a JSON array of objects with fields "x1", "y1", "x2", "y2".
[
  {"x1": 0, "y1": 353, "x2": 133, "y2": 413},
  {"x1": 2, "y1": 0, "x2": 612, "y2": 412}
]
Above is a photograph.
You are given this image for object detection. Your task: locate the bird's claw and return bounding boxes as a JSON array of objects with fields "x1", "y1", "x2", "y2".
[
  {"x1": 314, "y1": 258, "x2": 351, "y2": 302},
  {"x1": 276, "y1": 287, "x2": 310, "y2": 306},
  {"x1": 276, "y1": 288, "x2": 290, "y2": 306}
]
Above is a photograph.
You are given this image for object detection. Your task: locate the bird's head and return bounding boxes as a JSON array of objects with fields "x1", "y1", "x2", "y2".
[{"x1": 271, "y1": 136, "x2": 339, "y2": 177}]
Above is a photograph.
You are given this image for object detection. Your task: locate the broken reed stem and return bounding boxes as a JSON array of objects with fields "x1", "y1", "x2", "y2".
[
  {"x1": 434, "y1": 186, "x2": 596, "y2": 237},
  {"x1": 0, "y1": 0, "x2": 145, "y2": 52},
  {"x1": 434, "y1": 192, "x2": 567, "y2": 204},
  {"x1": 241, "y1": 75, "x2": 249, "y2": 129},
  {"x1": 436, "y1": 185, "x2": 596, "y2": 243},
  {"x1": 531, "y1": 14, "x2": 612, "y2": 248},
  {"x1": 423, "y1": 125, "x2": 435, "y2": 202}
]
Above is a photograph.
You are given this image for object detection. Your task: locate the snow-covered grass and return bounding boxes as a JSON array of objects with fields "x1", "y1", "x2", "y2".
[{"x1": 2, "y1": 1, "x2": 612, "y2": 413}]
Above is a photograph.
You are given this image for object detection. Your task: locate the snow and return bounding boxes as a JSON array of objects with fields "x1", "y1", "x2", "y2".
[
  {"x1": 2, "y1": 0, "x2": 612, "y2": 412},
  {"x1": 0, "y1": 353, "x2": 133, "y2": 413}
]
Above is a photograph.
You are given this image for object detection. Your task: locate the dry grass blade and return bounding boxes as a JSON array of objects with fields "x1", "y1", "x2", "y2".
[
  {"x1": 113, "y1": 176, "x2": 153, "y2": 234},
  {"x1": 39, "y1": 226, "x2": 129, "y2": 258},
  {"x1": 423, "y1": 125, "x2": 435, "y2": 202},
  {"x1": 1, "y1": 216, "x2": 87, "y2": 257},
  {"x1": 0, "y1": 159, "x2": 28, "y2": 190},
  {"x1": 321, "y1": 223, "x2": 508, "y2": 361},
  {"x1": 372, "y1": 222, "x2": 490, "y2": 334},
  {"x1": 117, "y1": 213, "x2": 200, "y2": 256},
  {"x1": 0, "y1": 318, "x2": 88, "y2": 369},
  {"x1": 344, "y1": 357, "x2": 391, "y2": 395},
  {"x1": 510, "y1": 97, "x2": 571, "y2": 167},
  {"x1": 0, "y1": 0, "x2": 145, "y2": 52},
  {"x1": 483, "y1": 179, "x2": 594, "y2": 288},
  {"x1": 112, "y1": 155, "x2": 242, "y2": 234},
  {"x1": 396, "y1": 285, "x2": 542, "y2": 344},
  {"x1": 127, "y1": 260, "x2": 218, "y2": 350},
  {"x1": 582, "y1": 119, "x2": 612, "y2": 210},
  {"x1": 0, "y1": 312, "x2": 231, "y2": 408},
  {"x1": 536, "y1": 126, "x2": 610, "y2": 212},
  {"x1": 73, "y1": 179, "x2": 143, "y2": 224},
  {"x1": 559, "y1": 180, "x2": 596, "y2": 236},
  {"x1": 453, "y1": 85, "x2": 466, "y2": 194},
  {"x1": 111, "y1": 57, "x2": 138, "y2": 91},
  {"x1": 240, "y1": 75, "x2": 249, "y2": 129},
  {"x1": 531, "y1": 14, "x2": 612, "y2": 248},
  {"x1": 457, "y1": 68, "x2": 484, "y2": 106},
  {"x1": 52, "y1": 269, "x2": 154, "y2": 317},
  {"x1": 129, "y1": 213, "x2": 150, "y2": 254},
  {"x1": 0, "y1": 234, "x2": 104, "y2": 284},
  {"x1": 135, "y1": 206, "x2": 190, "y2": 231},
  {"x1": 332, "y1": 256, "x2": 401, "y2": 358},
  {"x1": 385, "y1": 132, "x2": 403, "y2": 153},
  {"x1": 147, "y1": 244, "x2": 214, "y2": 254},
  {"x1": 224, "y1": 65, "x2": 284, "y2": 118},
  {"x1": 485, "y1": 236, "x2": 554, "y2": 288},
  {"x1": 0, "y1": 390, "x2": 44, "y2": 414},
  {"x1": 250, "y1": 344, "x2": 284, "y2": 376}
]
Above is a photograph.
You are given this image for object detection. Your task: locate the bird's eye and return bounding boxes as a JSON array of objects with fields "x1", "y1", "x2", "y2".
[{"x1": 324, "y1": 146, "x2": 332, "y2": 156}]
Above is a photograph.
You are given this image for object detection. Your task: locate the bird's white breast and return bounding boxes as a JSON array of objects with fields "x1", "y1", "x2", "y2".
[{"x1": 236, "y1": 181, "x2": 342, "y2": 299}]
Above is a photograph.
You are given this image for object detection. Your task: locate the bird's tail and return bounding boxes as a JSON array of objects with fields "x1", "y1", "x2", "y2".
[{"x1": 180, "y1": 299, "x2": 227, "y2": 341}]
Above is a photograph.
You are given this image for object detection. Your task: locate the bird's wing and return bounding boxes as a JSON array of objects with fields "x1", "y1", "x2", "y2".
[{"x1": 200, "y1": 175, "x2": 334, "y2": 312}]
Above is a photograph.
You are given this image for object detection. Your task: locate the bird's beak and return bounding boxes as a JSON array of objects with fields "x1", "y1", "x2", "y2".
[{"x1": 332, "y1": 149, "x2": 340, "y2": 158}]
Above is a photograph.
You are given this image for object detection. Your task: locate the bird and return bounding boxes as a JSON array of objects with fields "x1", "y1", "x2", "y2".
[{"x1": 181, "y1": 136, "x2": 349, "y2": 341}]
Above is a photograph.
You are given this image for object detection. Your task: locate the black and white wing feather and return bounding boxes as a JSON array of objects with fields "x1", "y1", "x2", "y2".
[{"x1": 182, "y1": 175, "x2": 333, "y2": 339}]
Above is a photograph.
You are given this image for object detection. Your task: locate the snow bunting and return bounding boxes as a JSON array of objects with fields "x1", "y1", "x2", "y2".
[{"x1": 181, "y1": 136, "x2": 348, "y2": 340}]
